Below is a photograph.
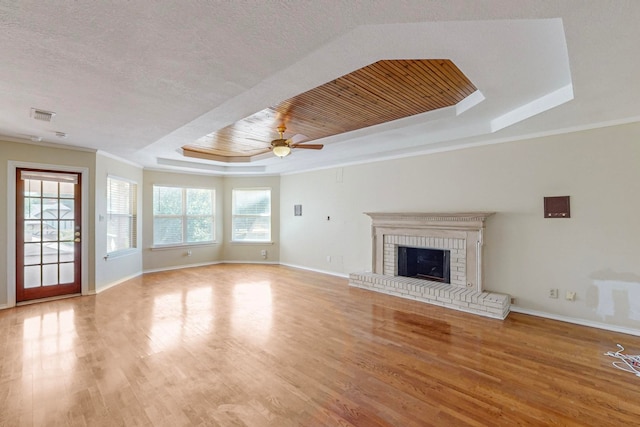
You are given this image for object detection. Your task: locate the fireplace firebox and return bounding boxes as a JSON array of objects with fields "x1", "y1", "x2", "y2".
[{"x1": 397, "y1": 246, "x2": 450, "y2": 283}]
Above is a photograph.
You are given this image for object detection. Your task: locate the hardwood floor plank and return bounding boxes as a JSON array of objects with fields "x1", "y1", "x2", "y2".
[{"x1": 1, "y1": 264, "x2": 640, "y2": 426}]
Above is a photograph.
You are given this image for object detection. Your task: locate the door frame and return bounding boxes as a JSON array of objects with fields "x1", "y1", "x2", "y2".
[{"x1": 6, "y1": 160, "x2": 90, "y2": 307}]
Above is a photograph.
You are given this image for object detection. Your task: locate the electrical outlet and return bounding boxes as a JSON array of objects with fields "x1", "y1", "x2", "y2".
[
  {"x1": 510, "y1": 297, "x2": 516, "y2": 305},
  {"x1": 549, "y1": 288, "x2": 558, "y2": 299},
  {"x1": 566, "y1": 291, "x2": 576, "y2": 301},
  {"x1": 326, "y1": 255, "x2": 331, "y2": 263}
]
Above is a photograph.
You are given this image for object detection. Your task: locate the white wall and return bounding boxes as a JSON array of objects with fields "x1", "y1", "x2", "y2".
[
  {"x1": 94, "y1": 152, "x2": 143, "y2": 292},
  {"x1": 280, "y1": 122, "x2": 640, "y2": 330}
]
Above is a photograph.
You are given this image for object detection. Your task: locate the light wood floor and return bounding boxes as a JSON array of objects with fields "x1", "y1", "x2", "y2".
[{"x1": 1, "y1": 264, "x2": 640, "y2": 426}]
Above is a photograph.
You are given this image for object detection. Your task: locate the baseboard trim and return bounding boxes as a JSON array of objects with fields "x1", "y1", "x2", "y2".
[
  {"x1": 222, "y1": 260, "x2": 280, "y2": 265},
  {"x1": 143, "y1": 261, "x2": 222, "y2": 274},
  {"x1": 510, "y1": 306, "x2": 640, "y2": 337},
  {"x1": 279, "y1": 262, "x2": 350, "y2": 279},
  {"x1": 95, "y1": 272, "x2": 143, "y2": 294}
]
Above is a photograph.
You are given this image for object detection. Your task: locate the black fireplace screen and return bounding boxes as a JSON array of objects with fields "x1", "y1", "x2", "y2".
[{"x1": 397, "y1": 246, "x2": 451, "y2": 283}]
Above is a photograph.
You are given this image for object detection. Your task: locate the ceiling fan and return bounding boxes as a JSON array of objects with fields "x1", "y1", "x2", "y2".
[{"x1": 269, "y1": 125, "x2": 323, "y2": 158}]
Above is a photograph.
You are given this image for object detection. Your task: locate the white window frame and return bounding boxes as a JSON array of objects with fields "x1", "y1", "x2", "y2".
[
  {"x1": 106, "y1": 175, "x2": 138, "y2": 255},
  {"x1": 152, "y1": 185, "x2": 216, "y2": 247},
  {"x1": 232, "y1": 188, "x2": 272, "y2": 243}
]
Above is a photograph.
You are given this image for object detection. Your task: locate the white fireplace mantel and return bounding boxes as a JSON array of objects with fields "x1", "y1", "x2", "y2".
[
  {"x1": 364, "y1": 212, "x2": 495, "y2": 230},
  {"x1": 365, "y1": 212, "x2": 495, "y2": 292}
]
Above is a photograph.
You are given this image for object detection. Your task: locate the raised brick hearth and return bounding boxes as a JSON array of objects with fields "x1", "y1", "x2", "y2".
[{"x1": 349, "y1": 212, "x2": 510, "y2": 319}]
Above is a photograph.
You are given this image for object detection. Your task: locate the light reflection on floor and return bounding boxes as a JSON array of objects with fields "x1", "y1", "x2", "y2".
[
  {"x1": 21, "y1": 308, "x2": 77, "y2": 412},
  {"x1": 23, "y1": 309, "x2": 76, "y2": 369},
  {"x1": 183, "y1": 286, "x2": 214, "y2": 337},
  {"x1": 232, "y1": 281, "x2": 272, "y2": 345},
  {"x1": 149, "y1": 287, "x2": 214, "y2": 354},
  {"x1": 146, "y1": 282, "x2": 273, "y2": 352}
]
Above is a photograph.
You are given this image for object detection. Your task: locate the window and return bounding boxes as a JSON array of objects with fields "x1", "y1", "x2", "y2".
[
  {"x1": 107, "y1": 176, "x2": 137, "y2": 254},
  {"x1": 153, "y1": 186, "x2": 215, "y2": 246},
  {"x1": 232, "y1": 188, "x2": 271, "y2": 242}
]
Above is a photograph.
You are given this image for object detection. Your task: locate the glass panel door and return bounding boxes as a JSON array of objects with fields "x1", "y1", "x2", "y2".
[{"x1": 16, "y1": 168, "x2": 81, "y2": 302}]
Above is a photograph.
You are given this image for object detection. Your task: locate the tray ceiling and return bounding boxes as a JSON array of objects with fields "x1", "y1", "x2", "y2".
[{"x1": 182, "y1": 59, "x2": 476, "y2": 163}]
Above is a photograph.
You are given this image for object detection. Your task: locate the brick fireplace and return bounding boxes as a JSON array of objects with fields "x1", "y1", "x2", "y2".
[{"x1": 349, "y1": 212, "x2": 510, "y2": 319}]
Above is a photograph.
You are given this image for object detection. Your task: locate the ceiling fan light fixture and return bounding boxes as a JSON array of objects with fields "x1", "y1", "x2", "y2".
[
  {"x1": 271, "y1": 125, "x2": 291, "y2": 158},
  {"x1": 273, "y1": 144, "x2": 291, "y2": 158}
]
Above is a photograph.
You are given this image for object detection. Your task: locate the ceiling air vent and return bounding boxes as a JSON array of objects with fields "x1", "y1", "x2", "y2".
[{"x1": 31, "y1": 108, "x2": 56, "y2": 122}]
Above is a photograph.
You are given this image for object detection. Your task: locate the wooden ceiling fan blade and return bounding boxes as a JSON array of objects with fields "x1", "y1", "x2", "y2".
[{"x1": 292, "y1": 144, "x2": 323, "y2": 150}]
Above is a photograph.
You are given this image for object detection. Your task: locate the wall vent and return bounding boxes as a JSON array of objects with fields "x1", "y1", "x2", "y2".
[{"x1": 31, "y1": 108, "x2": 56, "y2": 122}]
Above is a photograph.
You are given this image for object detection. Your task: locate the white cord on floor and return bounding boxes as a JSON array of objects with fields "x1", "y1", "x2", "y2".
[{"x1": 604, "y1": 344, "x2": 640, "y2": 377}]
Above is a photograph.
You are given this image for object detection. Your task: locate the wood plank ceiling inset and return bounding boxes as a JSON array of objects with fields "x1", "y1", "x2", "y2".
[{"x1": 182, "y1": 59, "x2": 477, "y2": 162}]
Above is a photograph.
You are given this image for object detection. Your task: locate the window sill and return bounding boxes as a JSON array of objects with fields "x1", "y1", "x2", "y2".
[
  {"x1": 104, "y1": 248, "x2": 139, "y2": 260},
  {"x1": 150, "y1": 242, "x2": 219, "y2": 251},
  {"x1": 229, "y1": 241, "x2": 274, "y2": 245}
]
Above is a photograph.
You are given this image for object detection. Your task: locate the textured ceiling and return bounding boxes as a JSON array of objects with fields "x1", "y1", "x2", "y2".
[{"x1": 0, "y1": 1, "x2": 639, "y2": 175}]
